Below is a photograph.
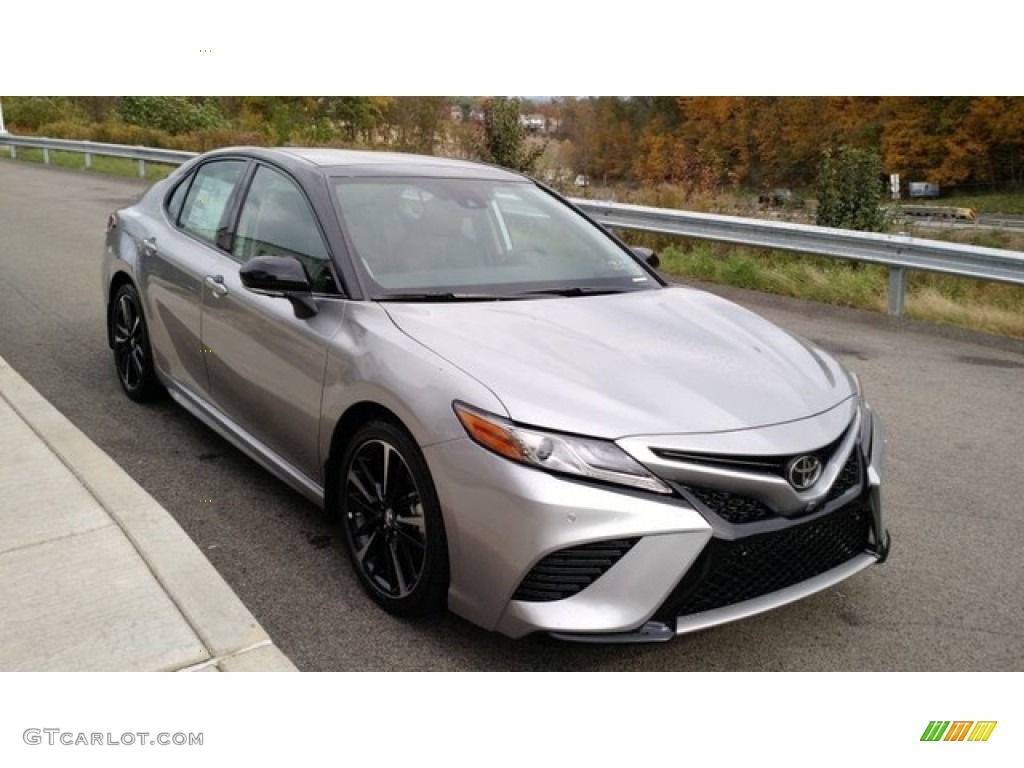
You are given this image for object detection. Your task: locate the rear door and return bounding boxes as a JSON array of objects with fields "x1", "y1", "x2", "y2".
[{"x1": 142, "y1": 158, "x2": 247, "y2": 397}]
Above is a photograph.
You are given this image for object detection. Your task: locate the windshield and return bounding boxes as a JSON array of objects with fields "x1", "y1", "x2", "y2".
[{"x1": 332, "y1": 177, "x2": 660, "y2": 299}]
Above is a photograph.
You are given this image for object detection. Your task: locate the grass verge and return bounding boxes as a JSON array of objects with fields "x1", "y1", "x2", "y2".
[{"x1": 1, "y1": 148, "x2": 175, "y2": 182}]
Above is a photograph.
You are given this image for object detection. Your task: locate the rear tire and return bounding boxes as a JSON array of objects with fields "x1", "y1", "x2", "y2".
[
  {"x1": 337, "y1": 420, "x2": 449, "y2": 616},
  {"x1": 110, "y1": 283, "x2": 160, "y2": 402}
]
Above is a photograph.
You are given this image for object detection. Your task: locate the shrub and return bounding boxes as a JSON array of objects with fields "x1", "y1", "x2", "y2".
[
  {"x1": 815, "y1": 146, "x2": 888, "y2": 232},
  {"x1": 4, "y1": 97, "x2": 84, "y2": 131},
  {"x1": 175, "y1": 128, "x2": 270, "y2": 152},
  {"x1": 91, "y1": 120, "x2": 176, "y2": 149},
  {"x1": 36, "y1": 121, "x2": 94, "y2": 141},
  {"x1": 117, "y1": 97, "x2": 224, "y2": 134}
]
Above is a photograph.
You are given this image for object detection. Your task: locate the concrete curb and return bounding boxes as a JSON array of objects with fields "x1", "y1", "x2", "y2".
[{"x1": 0, "y1": 355, "x2": 296, "y2": 671}]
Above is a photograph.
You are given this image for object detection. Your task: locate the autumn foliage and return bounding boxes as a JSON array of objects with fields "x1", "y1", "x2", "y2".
[{"x1": 558, "y1": 97, "x2": 1024, "y2": 191}]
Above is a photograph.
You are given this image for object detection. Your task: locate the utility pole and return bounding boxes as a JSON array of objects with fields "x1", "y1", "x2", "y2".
[{"x1": 0, "y1": 98, "x2": 7, "y2": 133}]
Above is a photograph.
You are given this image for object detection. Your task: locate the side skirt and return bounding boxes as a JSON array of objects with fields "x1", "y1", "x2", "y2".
[{"x1": 162, "y1": 378, "x2": 325, "y2": 507}]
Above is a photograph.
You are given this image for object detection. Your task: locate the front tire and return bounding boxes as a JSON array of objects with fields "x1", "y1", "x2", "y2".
[
  {"x1": 110, "y1": 282, "x2": 160, "y2": 402},
  {"x1": 337, "y1": 420, "x2": 449, "y2": 616}
]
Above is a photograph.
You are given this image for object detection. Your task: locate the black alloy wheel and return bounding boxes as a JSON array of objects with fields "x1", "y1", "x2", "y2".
[
  {"x1": 111, "y1": 283, "x2": 160, "y2": 401},
  {"x1": 338, "y1": 421, "x2": 449, "y2": 616}
]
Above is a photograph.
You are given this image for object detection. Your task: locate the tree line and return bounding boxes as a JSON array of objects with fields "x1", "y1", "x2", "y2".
[
  {"x1": 4, "y1": 96, "x2": 1023, "y2": 192},
  {"x1": 555, "y1": 97, "x2": 1024, "y2": 192}
]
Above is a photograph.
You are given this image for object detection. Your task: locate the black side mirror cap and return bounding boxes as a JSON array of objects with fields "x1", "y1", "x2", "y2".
[
  {"x1": 240, "y1": 255, "x2": 318, "y2": 318},
  {"x1": 240, "y1": 255, "x2": 311, "y2": 293},
  {"x1": 631, "y1": 246, "x2": 660, "y2": 269}
]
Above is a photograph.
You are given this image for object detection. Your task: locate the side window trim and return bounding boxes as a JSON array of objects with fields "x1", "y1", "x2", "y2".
[
  {"x1": 216, "y1": 160, "x2": 257, "y2": 252},
  {"x1": 164, "y1": 170, "x2": 196, "y2": 227}
]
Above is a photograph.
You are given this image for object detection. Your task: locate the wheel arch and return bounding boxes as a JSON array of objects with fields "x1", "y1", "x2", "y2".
[{"x1": 331, "y1": 406, "x2": 451, "y2": 615}]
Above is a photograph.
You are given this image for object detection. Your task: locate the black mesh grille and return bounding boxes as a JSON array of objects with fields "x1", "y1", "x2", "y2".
[
  {"x1": 826, "y1": 450, "x2": 861, "y2": 502},
  {"x1": 656, "y1": 502, "x2": 872, "y2": 620},
  {"x1": 681, "y1": 449, "x2": 864, "y2": 525},
  {"x1": 686, "y1": 487, "x2": 776, "y2": 525},
  {"x1": 513, "y1": 538, "x2": 640, "y2": 602}
]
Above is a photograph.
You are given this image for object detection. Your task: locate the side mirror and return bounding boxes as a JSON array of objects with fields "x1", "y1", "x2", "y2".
[
  {"x1": 631, "y1": 246, "x2": 660, "y2": 269},
  {"x1": 240, "y1": 255, "x2": 318, "y2": 318}
]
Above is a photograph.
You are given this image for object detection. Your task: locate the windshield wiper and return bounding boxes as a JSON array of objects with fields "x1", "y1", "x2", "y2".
[
  {"x1": 513, "y1": 287, "x2": 627, "y2": 298},
  {"x1": 376, "y1": 287, "x2": 627, "y2": 302},
  {"x1": 375, "y1": 292, "x2": 512, "y2": 303}
]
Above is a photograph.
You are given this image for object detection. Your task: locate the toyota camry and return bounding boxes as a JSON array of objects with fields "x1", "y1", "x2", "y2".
[{"x1": 102, "y1": 147, "x2": 889, "y2": 642}]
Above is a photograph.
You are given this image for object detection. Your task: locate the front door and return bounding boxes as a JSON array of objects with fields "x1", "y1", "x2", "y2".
[{"x1": 201, "y1": 163, "x2": 345, "y2": 485}]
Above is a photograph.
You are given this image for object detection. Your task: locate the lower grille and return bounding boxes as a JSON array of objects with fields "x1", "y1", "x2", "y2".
[
  {"x1": 686, "y1": 487, "x2": 776, "y2": 524},
  {"x1": 513, "y1": 538, "x2": 640, "y2": 602},
  {"x1": 655, "y1": 501, "x2": 872, "y2": 620}
]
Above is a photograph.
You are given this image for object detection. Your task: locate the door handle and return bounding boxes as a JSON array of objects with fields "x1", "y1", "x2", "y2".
[{"x1": 204, "y1": 275, "x2": 228, "y2": 298}]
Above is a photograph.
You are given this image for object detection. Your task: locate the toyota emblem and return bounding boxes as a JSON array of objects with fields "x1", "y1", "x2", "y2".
[{"x1": 787, "y1": 455, "x2": 822, "y2": 490}]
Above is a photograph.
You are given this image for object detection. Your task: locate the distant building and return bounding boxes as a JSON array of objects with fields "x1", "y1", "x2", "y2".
[{"x1": 518, "y1": 114, "x2": 546, "y2": 132}]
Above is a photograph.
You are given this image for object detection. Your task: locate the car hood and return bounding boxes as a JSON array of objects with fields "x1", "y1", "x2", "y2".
[{"x1": 383, "y1": 286, "x2": 856, "y2": 439}]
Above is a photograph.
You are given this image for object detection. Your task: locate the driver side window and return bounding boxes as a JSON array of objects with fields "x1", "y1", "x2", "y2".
[{"x1": 233, "y1": 165, "x2": 336, "y2": 293}]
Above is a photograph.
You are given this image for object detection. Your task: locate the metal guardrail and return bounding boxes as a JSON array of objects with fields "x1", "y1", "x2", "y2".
[
  {"x1": 0, "y1": 134, "x2": 194, "y2": 178},
  {"x1": 571, "y1": 199, "x2": 1024, "y2": 315},
  {"x1": 2, "y1": 133, "x2": 1022, "y2": 317}
]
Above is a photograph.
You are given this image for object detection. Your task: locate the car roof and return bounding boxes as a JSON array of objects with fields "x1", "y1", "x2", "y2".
[{"x1": 203, "y1": 146, "x2": 528, "y2": 181}]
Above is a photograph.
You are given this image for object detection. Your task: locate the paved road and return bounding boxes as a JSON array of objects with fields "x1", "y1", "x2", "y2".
[
  {"x1": 894, "y1": 212, "x2": 1024, "y2": 233},
  {"x1": 901, "y1": 217, "x2": 1024, "y2": 234},
  {"x1": 2, "y1": 159, "x2": 1022, "y2": 671},
  {"x1": 978, "y1": 213, "x2": 1024, "y2": 229}
]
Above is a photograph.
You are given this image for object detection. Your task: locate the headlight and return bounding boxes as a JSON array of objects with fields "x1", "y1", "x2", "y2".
[
  {"x1": 453, "y1": 402, "x2": 672, "y2": 495},
  {"x1": 851, "y1": 373, "x2": 874, "y2": 454},
  {"x1": 859, "y1": 400, "x2": 873, "y2": 456}
]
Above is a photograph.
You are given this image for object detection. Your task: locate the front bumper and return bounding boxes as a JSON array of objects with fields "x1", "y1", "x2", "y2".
[
  {"x1": 423, "y1": 438, "x2": 714, "y2": 636},
  {"x1": 424, "y1": 402, "x2": 887, "y2": 641}
]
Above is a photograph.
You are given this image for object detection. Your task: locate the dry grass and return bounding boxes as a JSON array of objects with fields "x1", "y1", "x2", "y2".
[
  {"x1": 905, "y1": 288, "x2": 1024, "y2": 338},
  {"x1": 907, "y1": 223, "x2": 1024, "y2": 252}
]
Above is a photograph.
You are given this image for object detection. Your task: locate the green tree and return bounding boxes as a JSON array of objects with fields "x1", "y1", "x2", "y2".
[
  {"x1": 815, "y1": 146, "x2": 888, "y2": 232},
  {"x1": 478, "y1": 97, "x2": 544, "y2": 174},
  {"x1": 383, "y1": 97, "x2": 446, "y2": 154},
  {"x1": 321, "y1": 97, "x2": 386, "y2": 143}
]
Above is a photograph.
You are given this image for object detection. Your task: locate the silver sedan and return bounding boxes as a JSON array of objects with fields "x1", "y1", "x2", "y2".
[{"x1": 102, "y1": 147, "x2": 889, "y2": 642}]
